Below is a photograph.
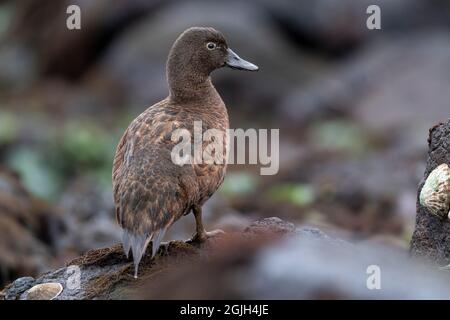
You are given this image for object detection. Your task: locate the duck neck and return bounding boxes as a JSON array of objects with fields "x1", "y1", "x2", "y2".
[
  {"x1": 166, "y1": 56, "x2": 220, "y2": 103},
  {"x1": 168, "y1": 75, "x2": 217, "y2": 103}
]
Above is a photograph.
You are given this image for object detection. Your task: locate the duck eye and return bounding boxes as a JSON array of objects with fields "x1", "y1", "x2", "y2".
[{"x1": 206, "y1": 42, "x2": 216, "y2": 50}]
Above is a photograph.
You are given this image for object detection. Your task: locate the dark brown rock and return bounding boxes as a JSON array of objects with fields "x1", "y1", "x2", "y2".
[
  {"x1": 411, "y1": 119, "x2": 450, "y2": 264},
  {"x1": 0, "y1": 167, "x2": 65, "y2": 288}
]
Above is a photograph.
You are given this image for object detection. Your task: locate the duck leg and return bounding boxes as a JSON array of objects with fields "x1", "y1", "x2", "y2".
[{"x1": 188, "y1": 205, "x2": 224, "y2": 243}]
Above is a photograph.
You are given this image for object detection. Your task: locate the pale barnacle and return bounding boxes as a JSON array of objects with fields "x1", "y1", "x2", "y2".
[
  {"x1": 25, "y1": 282, "x2": 63, "y2": 300},
  {"x1": 419, "y1": 163, "x2": 450, "y2": 218}
]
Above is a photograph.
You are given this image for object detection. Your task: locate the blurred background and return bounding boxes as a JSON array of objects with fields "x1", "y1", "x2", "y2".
[{"x1": 0, "y1": 0, "x2": 450, "y2": 289}]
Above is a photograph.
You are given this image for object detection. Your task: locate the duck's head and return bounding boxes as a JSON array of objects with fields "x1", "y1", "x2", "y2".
[{"x1": 167, "y1": 27, "x2": 258, "y2": 92}]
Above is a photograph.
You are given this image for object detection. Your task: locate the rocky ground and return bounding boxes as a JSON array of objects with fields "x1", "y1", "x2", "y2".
[{"x1": 3, "y1": 215, "x2": 450, "y2": 300}]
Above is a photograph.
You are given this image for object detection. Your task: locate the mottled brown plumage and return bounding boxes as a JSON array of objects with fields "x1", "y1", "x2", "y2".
[{"x1": 112, "y1": 27, "x2": 258, "y2": 277}]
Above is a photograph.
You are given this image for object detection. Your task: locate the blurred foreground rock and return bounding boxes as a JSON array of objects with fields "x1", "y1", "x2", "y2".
[{"x1": 3, "y1": 217, "x2": 450, "y2": 299}]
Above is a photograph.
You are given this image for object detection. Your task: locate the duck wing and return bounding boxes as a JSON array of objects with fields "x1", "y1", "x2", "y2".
[{"x1": 112, "y1": 108, "x2": 196, "y2": 277}]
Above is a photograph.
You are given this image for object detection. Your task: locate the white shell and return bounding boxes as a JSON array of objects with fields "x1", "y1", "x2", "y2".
[
  {"x1": 26, "y1": 282, "x2": 63, "y2": 300},
  {"x1": 420, "y1": 163, "x2": 450, "y2": 218}
]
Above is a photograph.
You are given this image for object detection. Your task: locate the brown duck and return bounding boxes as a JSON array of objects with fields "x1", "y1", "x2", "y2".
[{"x1": 112, "y1": 27, "x2": 258, "y2": 277}]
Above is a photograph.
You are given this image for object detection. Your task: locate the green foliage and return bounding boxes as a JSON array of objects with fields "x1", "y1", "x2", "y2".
[
  {"x1": 0, "y1": 111, "x2": 19, "y2": 145},
  {"x1": 220, "y1": 172, "x2": 258, "y2": 196},
  {"x1": 310, "y1": 120, "x2": 369, "y2": 155},
  {"x1": 0, "y1": 3, "x2": 13, "y2": 39},
  {"x1": 6, "y1": 147, "x2": 61, "y2": 200},
  {"x1": 3, "y1": 118, "x2": 121, "y2": 199},
  {"x1": 44, "y1": 121, "x2": 119, "y2": 191},
  {"x1": 268, "y1": 183, "x2": 315, "y2": 207},
  {"x1": 53, "y1": 122, "x2": 115, "y2": 170}
]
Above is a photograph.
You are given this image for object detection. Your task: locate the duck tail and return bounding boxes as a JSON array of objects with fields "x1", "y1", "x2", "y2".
[
  {"x1": 151, "y1": 227, "x2": 167, "y2": 258},
  {"x1": 122, "y1": 227, "x2": 167, "y2": 279}
]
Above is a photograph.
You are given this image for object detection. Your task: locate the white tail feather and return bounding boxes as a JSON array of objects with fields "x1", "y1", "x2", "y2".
[{"x1": 122, "y1": 227, "x2": 168, "y2": 278}]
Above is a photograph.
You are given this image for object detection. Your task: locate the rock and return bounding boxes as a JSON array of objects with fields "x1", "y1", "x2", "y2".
[
  {"x1": 6, "y1": 0, "x2": 164, "y2": 80},
  {"x1": 0, "y1": 43, "x2": 37, "y2": 92},
  {"x1": 133, "y1": 221, "x2": 450, "y2": 299},
  {"x1": 244, "y1": 217, "x2": 296, "y2": 235},
  {"x1": 411, "y1": 119, "x2": 450, "y2": 264},
  {"x1": 0, "y1": 217, "x2": 304, "y2": 299},
  {"x1": 1, "y1": 277, "x2": 34, "y2": 300},
  {"x1": 280, "y1": 31, "x2": 450, "y2": 134},
  {"x1": 354, "y1": 33, "x2": 450, "y2": 146},
  {"x1": 4, "y1": 216, "x2": 450, "y2": 300},
  {"x1": 245, "y1": 237, "x2": 450, "y2": 299},
  {"x1": 0, "y1": 215, "x2": 51, "y2": 286},
  {"x1": 259, "y1": 0, "x2": 448, "y2": 53},
  {"x1": 58, "y1": 178, "x2": 121, "y2": 252},
  {"x1": 279, "y1": 37, "x2": 404, "y2": 126},
  {"x1": 0, "y1": 167, "x2": 65, "y2": 288},
  {"x1": 295, "y1": 226, "x2": 334, "y2": 241}
]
